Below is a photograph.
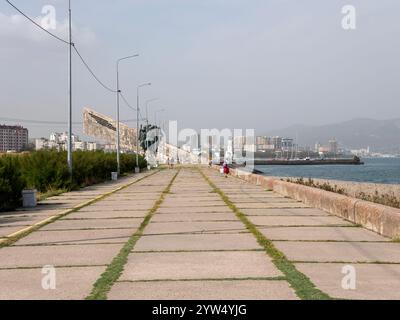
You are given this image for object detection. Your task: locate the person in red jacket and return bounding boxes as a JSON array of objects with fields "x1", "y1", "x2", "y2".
[{"x1": 223, "y1": 160, "x2": 230, "y2": 178}]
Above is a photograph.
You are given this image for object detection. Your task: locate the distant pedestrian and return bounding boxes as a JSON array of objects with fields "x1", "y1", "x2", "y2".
[
  {"x1": 167, "y1": 157, "x2": 170, "y2": 169},
  {"x1": 223, "y1": 160, "x2": 230, "y2": 178},
  {"x1": 170, "y1": 157, "x2": 175, "y2": 169}
]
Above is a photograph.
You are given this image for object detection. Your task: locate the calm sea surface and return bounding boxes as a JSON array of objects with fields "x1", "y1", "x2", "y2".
[{"x1": 257, "y1": 158, "x2": 400, "y2": 185}]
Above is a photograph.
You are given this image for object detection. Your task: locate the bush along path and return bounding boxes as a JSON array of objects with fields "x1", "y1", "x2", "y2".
[{"x1": 0, "y1": 150, "x2": 147, "y2": 211}]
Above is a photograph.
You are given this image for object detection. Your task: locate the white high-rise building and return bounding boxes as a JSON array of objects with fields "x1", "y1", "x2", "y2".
[{"x1": 87, "y1": 142, "x2": 100, "y2": 151}]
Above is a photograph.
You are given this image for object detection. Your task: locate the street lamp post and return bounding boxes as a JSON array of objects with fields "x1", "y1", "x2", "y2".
[
  {"x1": 67, "y1": 0, "x2": 72, "y2": 176},
  {"x1": 116, "y1": 54, "x2": 139, "y2": 176},
  {"x1": 136, "y1": 83, "x2": 152, "y2": 172}
]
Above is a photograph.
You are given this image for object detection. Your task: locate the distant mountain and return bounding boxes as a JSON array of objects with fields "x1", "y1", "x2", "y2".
[{"x1": 265, "y1": 118, "x2": 400, "y2": 153}]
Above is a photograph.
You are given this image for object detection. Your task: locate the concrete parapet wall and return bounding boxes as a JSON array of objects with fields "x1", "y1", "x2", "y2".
[{"x1": 220, "y1": 167, "x2": 400, "y2": 239}]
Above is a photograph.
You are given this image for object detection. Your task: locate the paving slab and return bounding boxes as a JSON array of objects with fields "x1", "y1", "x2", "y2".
[
  {"x1": 134, "y1": 234, "x2": 261, "y2": 251},
  {"x1": 0, "y1": 244, "x2": 122, "y2": 268},
  {"x1": 236, "y1": 202, "x2": 310, "y2": 209},
  {"x1": 26, "y1": 204, "x2": 77, "y2": 210},
  {"x1": 39, "y1": 198, "x2": 83, "y2": 204},
  {"x1": 0, "y1": 216, "x2": 50, "y2": 229},
  {"x1": 169, "y1": 191, "x2": 214, "y2": 195},
  {"x1": 119, "y1": 189, "x2": 164, "y2": 194},
  {"x1": 161, "y1": 201, "x2": 226, "y2": 208},
  {"x1": 109, "y1": 280, "x2": 298, "y2": 300},
  {"x1": 75, "y1": 205, "x2": 151, "y2": 212},
  {"x1": 259, "y1": 227, "x2": 389, "y2": 242},
  {"x1": 247, "y1": 215, "x2": 352, "y2": 227},
  {"x1": 274, "y1": 242, "x2": 400, "y2": 263},
  {"x1": 143, "y1": 221, "x2": 246, "y2": 235},
  {"x1": 0, "y1": 226, "x2": 26, "y2": 237},
  {"x1": 66, "y1": 210, "x2": 148, "y2": 219},
  {"x1": 168, "y1": 193, "x2": 220, "y2": 198},
  {"x1": 101, "y1": 196, "x2": 159, "y2": 202},
  {"x1": 228, "y1": 193, "x2": 281, "y2": 199},
  {"x1": 47, "y1": 196, "x2": 96, "y2": 201},
  {"x1": 295, "y1": 263, "x2": 400, "y2": 300},
  {"x1": 14, "y1": 229, "x2": 133, "y2": 246},
  {"x1": 229, "y1": 198, "x2": 299, "y2": 204},
  {"x1": 240, "y1": 208, "x2": 330, "y2": 216},
  {"x1": 86, "y1": 204, "x2": 153, "y2": 211},
  {"x1": 156, "y1": 207, "x2": 233, "y2": 214},
  {"x1": 0, "y1": 210, "x2": 61, "y2": 218},
  {"x1": 120, "y1": 251, "x2": 281, "y2": 281},
  {"x1": 0, "y1": 266, "x2": 106, "y2": 300},
  {"x1": 223, "y1": 191, "x2": 276, "y2": 196},
  {"x1": 167, "y1": 196, "x2": 221, "y2": 201},
  {"x1": 88, "y1": 200, "x2": 156, "y2": 207},
  {"x1": 41, "y1": 218, "x2": 143, "y2": 231},
  {"x1": 151, "y1": 213, "x2": 238, "y2": 222}
]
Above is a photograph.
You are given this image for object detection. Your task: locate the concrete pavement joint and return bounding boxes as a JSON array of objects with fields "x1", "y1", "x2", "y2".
[
  {"x1": 116, "y1": 276, "x2": 287, "y2": 283},
  {"x1": 253, "y1": 224, "x2": 355, "y2": 228},
  {"x1": 291, "y1": 260, "x2": 400, "y2": 265},
  {"x1": 86, "y1": 169, "x2": 181, "y2": 300},
  {"x1": 273, "y1": 240, "x2": 390, "y2": 243},
  {"x1": 60, "y1": 218, "x2": 144, "y2": 221},
  {"x1": 12, "y1": 242, "x2": 127, "y2": 248},
  {"x1": 39, "y1": 227, "x2": 136, "y2": 232},
  {"x1": 149, "y1": 220, "x2": 239, "y2": 223},
  {"x1": 132, "y1": 249, "x2": 264, "y2": 253},
  {"x1": 141, "y1": 230, "x2": 249, "y2": 237},
  {"x1": 0, "y1": 264, "x2": 108, "y2": 271}
]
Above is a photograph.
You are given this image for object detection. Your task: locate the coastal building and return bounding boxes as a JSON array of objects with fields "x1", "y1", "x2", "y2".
[
  {"x1": 87, "y1": 142, "x2": 100, "y2": 151},
  {"x1": 104, "y1": 144, "x2": 117, "y2": 153},
  {"x1": 272, "y1": 136, "x2": 283, "y2": 151},
  {"x1": 0, "y1": 125, "x2": 29, "y2": 152},
  {"x1": 256, "y1": 136, "x2": 275, "y2": 151},
  {"x1": 281, "y1": 138, "x2": 294, "y2": 151},
  {"x1": 329, "y1": 139, "x2": 338, "y2": 154},
  {"x1": 234, "y1": 136, "x2": 256, "y2": 153},
  {"x1": 36, "y1": 132, "x2": 94, "y2": 151},
  {"x1": 234, "y1": 136, "x2": 246, "y2": 151},
  {"x1": 50, "y1": 132, "x2": 79, "y2": 145},
  {"x1": 73, "y1": 141, "x2": 86, "y2": 151},
  {"x1": 315, "y1": 142, "x2": 321, "y2": 152},
  {"x1": 318, "y1": 146, "x2": 330, "y2": 156},
  {"x1": 35, "y1": 138, "x2": 59, "y2": 151},
  {"x1": 351, "y1": 147, "x2": 371, "y2": 157}
]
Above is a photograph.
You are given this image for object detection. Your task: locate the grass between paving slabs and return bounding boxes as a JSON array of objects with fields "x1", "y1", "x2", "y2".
[
  {"x1": 0, "y1": 170, "x2": 161, "y2": 249},
  {"x1": 86, "y1": 169, "x2": 181, "y2": 300},
  {"x1": 118, "y1": 276, "x2": 287, "y2": 283},
  {"x1": 200, "y1": 169, "x2": 332, "y2": 300}
]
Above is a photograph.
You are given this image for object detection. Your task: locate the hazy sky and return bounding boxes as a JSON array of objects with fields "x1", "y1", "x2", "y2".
[{"x1": 1, "y1": 0, "x2": 400, "y2": 138}]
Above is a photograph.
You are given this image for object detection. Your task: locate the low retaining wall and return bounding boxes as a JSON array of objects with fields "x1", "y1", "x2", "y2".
[{"x1": 225, "y1": 167, "x2": 400, "y2": 239}]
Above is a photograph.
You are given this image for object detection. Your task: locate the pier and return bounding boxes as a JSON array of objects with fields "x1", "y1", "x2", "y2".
[{"x1": 0, "y1": 166, "x2": 399, "y2": 300}]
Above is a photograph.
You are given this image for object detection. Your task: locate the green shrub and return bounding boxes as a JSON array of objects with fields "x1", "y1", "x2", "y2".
[
  {"x1": 19, "y1": 150, "x2": 70, "y2": 192},
  {"x1": 0, "y1": 150, "x2": 147, "y2": 211},
  {"x1": 0, "y1": 156, "x2": 26, "y2": 210}
]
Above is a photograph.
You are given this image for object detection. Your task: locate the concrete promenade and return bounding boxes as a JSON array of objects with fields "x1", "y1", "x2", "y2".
[{"x1": 0, "y1": 167, "x2": 399, "y2": 300}]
